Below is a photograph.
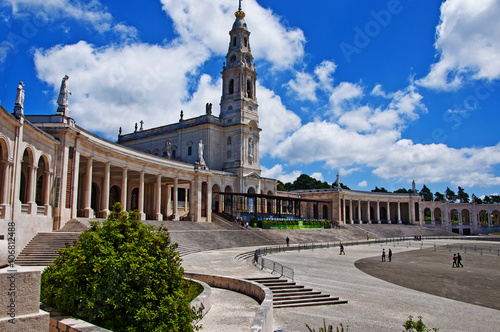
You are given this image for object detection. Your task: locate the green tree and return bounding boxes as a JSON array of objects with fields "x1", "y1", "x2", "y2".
[
  {"x1": 491, "y1": 195, "x2": 500, "y2": 204},
  {"x1": 484, "y1": 195, "x2": 492, "y2": 204},
  {"x1": 445, "y1": 187, "x2": 457, "y2": 202},
  {"x1": 277, "y1": 180, "x2": 287, "y2": 191},
  {"x1": 434, "y1": 192, "x2": 445, "y2": 202},
  {"x1": 457, "y1": 186, "x2": 469, "y2": 203},
  {"x1": 472, "y1": 195, "x2": 483, "y2": 204},
  {"x1": 372, "y1": 187, "x2": 389, "y2": 193},
  {"x1": 41, "y1": 203, "x2": 201, "y2": 332},
  {"x1": 419, "y1": 185, "x2": 433, "y2": 201}
]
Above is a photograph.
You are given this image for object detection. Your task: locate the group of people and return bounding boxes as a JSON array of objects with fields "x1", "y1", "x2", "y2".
[
  {"x1": 381, "y1": 248, "x2": 392, "y2": 262},
  {"x1": 233, "y1": 216, "x2": 249, "y2": 229},
  {"x1": 452, "y1": 252, "x2": 464, "y2": 268}
]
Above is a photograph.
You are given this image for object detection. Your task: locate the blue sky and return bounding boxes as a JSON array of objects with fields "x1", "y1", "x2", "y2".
[{"x1": 1, "y1": 0, "x2": 500, "y2": 199}]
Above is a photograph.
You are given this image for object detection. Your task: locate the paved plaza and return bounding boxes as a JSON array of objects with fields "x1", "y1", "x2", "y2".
[{"x1": 182, "y1": 239, "x2": 500, "y2": 332}]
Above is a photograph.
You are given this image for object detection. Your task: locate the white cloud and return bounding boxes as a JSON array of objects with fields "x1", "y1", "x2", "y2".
[
  {"x1": 284, "y1": 72, "x2": 318, "y2": 101},
  {"x1": 258, "y1": 83, "x2": 302, "y2": 155},
  {"x1": 311, "y1": 172, "x2": 324, "y2": 181},
  {"x1": 418, "y1": 0, "x2": 500, "y2": 90},
  {"x1": 314, "y1": 60, "x2": 337, "y2": 90},
  {"x1": 2, "y1": 0, "x2": 138, "y2": 39},
  {"x1": 329, "y1": 82, "x2": 363, "y2": 116},
  {"x1": 34, "y1": 40, "x2": 211, "y2": 137},
  {"x1": 160, "y1": 0, "x2": 306, "y2": 68},
  {"x1": 261, "y1": 164, "x2": 301, "y2": 184},
  {"x1": 272, "y1": 119, "x2": 500, "y2": 188},
  {"x1": 285, "y1": 60, "x2": 337, "y2": 102},
  {"x1": 358, "y1": 180, "x2": 368, "y2": 187}
]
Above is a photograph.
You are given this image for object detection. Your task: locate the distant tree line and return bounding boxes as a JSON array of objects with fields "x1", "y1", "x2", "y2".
[
  {"x1": 277, "y1": 174, "x2": 350, "y2": 192},
  {"x1": 276, "y1": 174, "x2": 499, "y2": 205}
]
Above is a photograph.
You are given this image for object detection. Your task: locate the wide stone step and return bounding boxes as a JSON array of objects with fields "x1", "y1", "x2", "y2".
[
  {"x1": 272, "y1": 288, "x2": 313, "y2": 294},
  {"x1": 274, "y1": 299, "x2": 348, "y2": 309},
  {"x1": 274, "y1": 294, "x2": 332, "y2": 301},
  {"x1": 267, "y1": 284, "x2": 304, "y2": 290},
  {"x1": 273, "y1": 291, "x2": 322, "y2": 298},
  {"x1": 17, "y1": 232, "x2": 81, "y2": 266},
  {"x1": 246, "y1": 276, "x2": 348, "y2": 308},
  {"x1": 274, "y1": 296, "x2": 341, "y2": 306}
]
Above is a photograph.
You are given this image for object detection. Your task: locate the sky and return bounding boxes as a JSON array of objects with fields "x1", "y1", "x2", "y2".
[{"x1": 1, "y1": 0, "x2": 500, "y2": 199}]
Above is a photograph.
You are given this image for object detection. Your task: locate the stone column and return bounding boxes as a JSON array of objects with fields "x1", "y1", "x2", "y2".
[
  {"x1": 43, "y1": 170, "x2": 51, "y2": 206},
  {"x1": 206, "y1": 177, "x2": 212, "y2": 222},
  {"x1": 342, "y1": 197, "x2": 346, "y2": 224},
  {"x1": 121, "y1": 168, "x2": 128, "y2": 210},
  {"x1": 397, "y1": 202, "x2": 402, "y2": 224},
  {"x1": 189, "y1": 180, "x2": 195, "y2": 220},
  {"x1": 387, "y1": 201, "x2": 391, "y2": 224},
  {"x1": 83, "y1": 158, "x2": 93, "y2": 217},
  {"x1": 166, "y1": 184, "x2": 172, "y2": 217},
  {"x1": 376, "y1": 201, "x2": 381, "y2": 223},
  {"x1": 367, "y1": 200, "x2": 371, "y2": 224},
  {"x1": 138, "y1": 171, "x2": 145, "y2": 220},
  {"x1": 357, "y1": 199, "x2": 361, "y2": 223},
  {"x1": 173, "y1": 178, "x2": 179, "y2": 220},
  {"x1": 488, "y1": 210, "x2": 492, "y2": 227},
  {"x1": 349, "y1": 199, "x2": 353, "y2": 224},
  {"x1": 431, "y1": 208, "x2": 435, "y2": 225},
  {"x1": 100, "y1": 163, "x2": 110, "y2": 217},
  {"x1": 27, "y1": 165, "x2": 37, "y2": 214},
  {"x1": 70, "y1": 147, "x2": 80, "y2": 219},
  {"x1": 1, "y1": 161, "x2": 10, "y2": 205},
  {"x1": 458, "y1": 210, "x2": 463, "y2": 226},
  {"x1": 156, "y1": 175, "x2": 162, "y2": 221}
]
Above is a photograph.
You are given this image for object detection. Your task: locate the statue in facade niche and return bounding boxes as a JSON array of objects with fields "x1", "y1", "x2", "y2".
[
  {"x1": 165, "y1": 139, "x2": 172, "y2": 158},
  {"x1": 198, "y1": 139, "x2": 206, "y2": 165},
  {"x1": 248, "y1": 139, "x2": 254, "y2": 164}
]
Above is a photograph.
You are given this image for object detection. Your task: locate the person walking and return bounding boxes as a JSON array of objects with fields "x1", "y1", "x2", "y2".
[
  {"x1": 339, "y1": 243, "x2": 345, "y2": 255},
  {"x1": 388, "y1": 248, "x2": 392, "y2": 262},
  {"x1": 286, "y1": 237, "x2": 290, "y2": 247},
  {"x1": 457, "y1": 252, "x2": 463, "y2": 268},
  {"x1": 452, "y1": 253, "x2": 457, "y2": 267},
  {"x1": 381, "y1": 248, "x2": 386, "y2": 262}
]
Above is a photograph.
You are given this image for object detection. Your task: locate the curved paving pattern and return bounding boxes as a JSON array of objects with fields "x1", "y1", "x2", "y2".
[{"x1": 355, "y1": 242, "x2": 500, "y2": 311}]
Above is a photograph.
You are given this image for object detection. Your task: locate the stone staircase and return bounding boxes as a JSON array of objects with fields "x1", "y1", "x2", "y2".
[
  {"x1": 16, "y1": 232, "x2": 81, "y2": 266},
  {"x1": 246, "y1": 277, "x2": 347, "y2": 309}
]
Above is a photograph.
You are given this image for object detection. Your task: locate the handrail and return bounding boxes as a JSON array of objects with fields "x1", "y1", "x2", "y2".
[{"x1": 253, "y1": 234, "x2": 471, "y2": 281}]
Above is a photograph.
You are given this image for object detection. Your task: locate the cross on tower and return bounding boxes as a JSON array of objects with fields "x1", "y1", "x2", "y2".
[{"x1": 239, "y1": 0, "x2": 242, "y2": 10}]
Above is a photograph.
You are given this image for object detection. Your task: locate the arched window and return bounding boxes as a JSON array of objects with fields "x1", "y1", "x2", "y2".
[
  {"x1": 227, "y1": 136, "x2": 232, "y2": 145},
  {"x1": 247, "y1": 79, "x2": 252, "y2": 98},
  {"x1": 229, "y1": 79, "x2": 234, "y2": 95},
  {"x1": 244, "y1": 38, "x2": 248, "y2": 47},
  {"x1": 232, "y1": 37, "x2": 236, "y2": 47}
]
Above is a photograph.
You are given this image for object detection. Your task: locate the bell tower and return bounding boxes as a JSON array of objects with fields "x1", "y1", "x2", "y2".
[{"x1": 220, "y1": 2, "x2": 261, "y2": 177}]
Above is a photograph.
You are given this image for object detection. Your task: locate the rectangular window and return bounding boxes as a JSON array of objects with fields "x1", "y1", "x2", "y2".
[
  {"x1": 227, "y1": 151, "x2": 232, "y2": 159},
  {"x1": 188, "y1": 146, "x2": 192, "y2": 156}
]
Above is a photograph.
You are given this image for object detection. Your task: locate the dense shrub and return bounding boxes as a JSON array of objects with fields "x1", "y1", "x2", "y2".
[{"x1": 41, "y1": 203, "x2": 201, "y2": 332}]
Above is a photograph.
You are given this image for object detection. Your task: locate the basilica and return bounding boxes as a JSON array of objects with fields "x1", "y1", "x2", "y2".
[{"x1": 1, "y1": 5, "x2": 499, "y2": 254}]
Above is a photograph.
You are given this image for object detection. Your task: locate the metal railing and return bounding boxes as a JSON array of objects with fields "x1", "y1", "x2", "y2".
[{"x1": 253, "y1": 234, "x2": 473, "y2": 281}]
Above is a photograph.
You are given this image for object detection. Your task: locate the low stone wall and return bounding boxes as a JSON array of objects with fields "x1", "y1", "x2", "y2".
[
  {"x1": 187, "y1": 277, "x2": 212, "y2": 317},
  {"x1": 40, "y1": 304, "x2": 111, "y2": 332},
  {"x1": 184, "y1": 272, "x2": 273, "y2": 332}
]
